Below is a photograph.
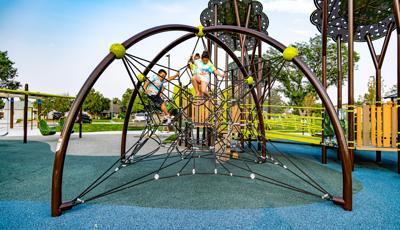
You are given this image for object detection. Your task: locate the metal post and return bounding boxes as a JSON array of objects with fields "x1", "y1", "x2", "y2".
[
  {"x1": 376, "y1": 67, "x2": 382, "y2": 162},
  {"x1": 336, "y1": 35, "x2": 343, "y2": 161},
  {"x1": 392, "y1": 0, "x2": 400, "y2": 173},
  {"x1": 37, "y1": 100, "x2": 42, "y2": 127},
  {"x1": 365, "y1": 22, "x2": 394, "y2": 162},
  {"x1": 10, "y1": 98, "x2": 14, "y2": 129},
  {"x1": 321, "y1": 0, "x2": 328, "y2": 164},
  {"x1": 166, "y1": 54, "x2": 170, "y2": 98},
  {"x1": 348, "y1": 0, "x2": 355, "y2": 169},
  {"x1": 214, "y1": 3, "x2": 218, "y2": 95},
  {"x1": 337, "y1": 35, "x2": 343, "y2": 109},
  {"x1": 79, "y1": 106, "x2": 83, "y2": 138},
  {"x1": 23, "y1": 84, "x2": 28, "y2": 143},
  {"x1": 257, "y1": 14, "x2": 264, "y2": 102},
  {"x1": 30, "y1": 107, "x2": 33, "y2": 130}
]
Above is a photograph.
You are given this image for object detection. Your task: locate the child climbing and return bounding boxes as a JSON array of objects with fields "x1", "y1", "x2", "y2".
[
  {"x1": 191, "y1": 51, "x2": 226, "y2": 97},
  {"x1": 144, "y1": 69, "x2": 179, "y2": 124},
  {"x1": 188, "y1": 53, "x2": 200, "y2": 75}
]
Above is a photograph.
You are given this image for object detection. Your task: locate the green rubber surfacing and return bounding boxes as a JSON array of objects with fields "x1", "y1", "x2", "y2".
[{"x1": 0, "y1": 140, "x2": 362, "y2": 210}]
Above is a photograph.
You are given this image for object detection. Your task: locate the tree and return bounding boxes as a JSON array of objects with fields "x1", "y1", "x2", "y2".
[
  {"x1": 265, "y1": 88, "x2": 286, "y2": 114},
  {"x1": 0, "y1": 99, "x2": 5, "y2": 109},
  {"x1": 0, "y1": 51, "x2": 21, "y2": 89},
  {"x1": 385, "y1": 84, "x2": 397, "y2": 97},
  {"x1": 112, "y1": 97, "x2": 121, "y2": 105},
  {"x1": 357, "y1": 76, "x2": 376, "y2": 105},
  {"x1": 33, "y1": 97, "x2": 73, "y2": 117},
  {"x1": 120, "y1": 88, "x2": 133, "y2": 117},
  {"x1": 266, "y1": 34, "x2": 360, "y2": 107},
  {"x1": 83, "y1": 89, "x2": 110, "y2": 118},
  {"x1": 120, "y1": 88, "x2": 150, "y2": 117}
]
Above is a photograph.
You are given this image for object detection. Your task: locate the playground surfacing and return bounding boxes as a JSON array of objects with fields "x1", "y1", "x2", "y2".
[{"x1": 1, "y1": 136, "x2": 400, "y2": 229}]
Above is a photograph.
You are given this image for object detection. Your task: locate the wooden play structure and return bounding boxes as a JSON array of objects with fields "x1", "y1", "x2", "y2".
[{"x1": 355, "y1": 102, "x2": 399, "y2": 152}]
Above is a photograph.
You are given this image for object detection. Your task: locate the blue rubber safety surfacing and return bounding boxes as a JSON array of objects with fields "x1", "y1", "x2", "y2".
[{"x1": 1, "y1": 140, "x2": 399, "y2": 229}]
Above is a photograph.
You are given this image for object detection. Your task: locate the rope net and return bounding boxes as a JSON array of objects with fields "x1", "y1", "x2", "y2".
[{"x1": 63, "y1": 37, "x2": 335, "y2": 209}]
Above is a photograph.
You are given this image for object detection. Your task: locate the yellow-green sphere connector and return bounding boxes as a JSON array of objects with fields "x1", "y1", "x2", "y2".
[
  {"x1": 196, "y1": 26, "x2": 205, "y2": 37},
  {"x1": 138, "y1": 73, "x2": 146, "y2": 82},
  {"x1": 110, "y1": 43, "x2": 126, "y2": 59},
  {"x1": 282, "y1": 46, "x2": 298, "y2": 61},
  {"x1": 246, "y1": 76, "x2": 254, "y2": 85}
]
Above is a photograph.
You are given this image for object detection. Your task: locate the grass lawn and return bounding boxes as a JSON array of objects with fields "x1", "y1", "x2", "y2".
[{"x1": 92, "y1": 119, "x2": 124, "y2": 123}]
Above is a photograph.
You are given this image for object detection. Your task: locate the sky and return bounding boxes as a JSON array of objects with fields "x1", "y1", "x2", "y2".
[{"x1": 0, "y1": 0, "x2": 398, "y2": 105}]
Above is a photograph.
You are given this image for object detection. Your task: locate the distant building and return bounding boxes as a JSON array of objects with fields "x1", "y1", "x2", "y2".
[
  {"x1": 0, "y1": 100, "x2": 35, "y2": 122},
  {"x1": 101, "y1": 102, "x2": 120, "y2": 119}
]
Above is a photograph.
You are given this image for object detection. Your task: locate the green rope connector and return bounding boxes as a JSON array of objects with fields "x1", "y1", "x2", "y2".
[
  {"x1": 245, "y1": 76, "x2": 254, "y2": 85},
  {"x1": 195, "y1": 26, "x2": 205, "y2": 37},
  {"x1": 110, "y1": 43, "x2": 126, "y2": 59}
]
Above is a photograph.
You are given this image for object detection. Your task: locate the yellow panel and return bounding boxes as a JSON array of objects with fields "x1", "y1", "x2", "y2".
[
  {"x1": 356, "y1": 107, "x2": 362, "y2": 147},
  {"x1": 371, "y1": 105, "x2": 376, "y2": 146},
  {"x1": 362, "y1": 105, "x2": 370, "y2": 146},
  {"x1": 231, "y1": 105, "x2": 240, "y2": 123},
  {"x1": 265, "y1": 131, "x2": 321, "y2": 145},
  {"x1": 377, "y1": 106, "x2": 382, "y2": 147},
  {"x1": 392, "y1": 106, "x2": 398, "y2": 148},
  {"x1": 383, "y1": 103, "x2": 392, "y2": 147}
]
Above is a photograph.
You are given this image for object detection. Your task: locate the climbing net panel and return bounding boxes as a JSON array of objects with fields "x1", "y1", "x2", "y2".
[{"x1": 56, "y1": 35, "x2": 341, "y2": 212}]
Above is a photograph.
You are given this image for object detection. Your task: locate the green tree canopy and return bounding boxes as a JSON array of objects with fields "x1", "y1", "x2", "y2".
[
  {"x1": 267, "y1": 34, "x2": 360, "y2": 108},
  {"x1": 0, "y1": 99, "x2": 5, "y2": 109},
  {"x1": 120, "y1": 88, "x2": 150, "y2": 117},
  {"x1": 357, "y1": 76, "x2": 376, "y2": 105},
  {"x1": 83, "y1": 89, "x2": 110, "y2": 118},
  {"x1": 33, "y1": 97, "x2": 73, "y2": 117},
  {"x1": 0, "y1": 51, "x2": 21, "y2": 89},
  {"x1": 385, "y1": 84, "x2": 397, "y2": 97}
]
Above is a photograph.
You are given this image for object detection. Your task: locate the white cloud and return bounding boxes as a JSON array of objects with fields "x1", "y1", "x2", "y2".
[{"x1": 261, "y1": 0, "x2": 315, "y2": 14}]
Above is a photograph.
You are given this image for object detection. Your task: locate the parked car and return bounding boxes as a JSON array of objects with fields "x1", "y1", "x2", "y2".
[
  {"x1": 74, "y1": 113, "x2": 92, "y2": 124},
  {"x1": 48, "y1": 111, "x2": 63, "y2": 120},
  {"x1": 52, "y1": 111, "x2": 63, "y2": 120},
  {"x1": 133, "y1": 113, "x2": 147, "y2": 122},
  {"x1": 81, "y1": 114, "x2": 92, "y2": 124}
]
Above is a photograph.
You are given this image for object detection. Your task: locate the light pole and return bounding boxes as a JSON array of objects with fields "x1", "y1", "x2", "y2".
[{"x1": 166, "y1": 54, "x2": 170, "y2": 98}]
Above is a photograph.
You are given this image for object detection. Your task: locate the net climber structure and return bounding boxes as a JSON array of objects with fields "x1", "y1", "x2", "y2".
[{"x1": 51, "y1": 25, "x2": 353, "y2": 217}]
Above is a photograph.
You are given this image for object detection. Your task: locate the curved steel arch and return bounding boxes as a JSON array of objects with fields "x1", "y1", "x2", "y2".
[{"x1": 51, "y1": 24, "x2": 352, "y2": 217}]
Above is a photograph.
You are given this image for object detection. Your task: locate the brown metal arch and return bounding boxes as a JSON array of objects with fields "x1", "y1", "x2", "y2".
[{"x1": 52, "y1": 24, "x2": 352, "y2": 217}]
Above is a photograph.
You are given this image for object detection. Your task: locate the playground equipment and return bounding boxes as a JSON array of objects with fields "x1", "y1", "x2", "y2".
[
  {"x1": 0, "y1": 98, "x2": 10, "y2": 136},
  {"x1": 51, "y1": 23, "x2": 352, "y2": 217},
  {"x1": 311, "y1": 0, "x2": 400, "y2": 171},
  {"x1": 38, "y1": 119, "x2": 57, "y2": 136},
  {"x1": 355, "y1": 102, "x2": 398, "y2": 151},
  {"x1": 0, "y1": 87, "x2": 76, "y2": 141}
]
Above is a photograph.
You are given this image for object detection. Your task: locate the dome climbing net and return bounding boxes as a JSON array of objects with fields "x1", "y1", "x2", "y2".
[{"x1": 51, "y1": 25, "x2": 352, "y2": 216}]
